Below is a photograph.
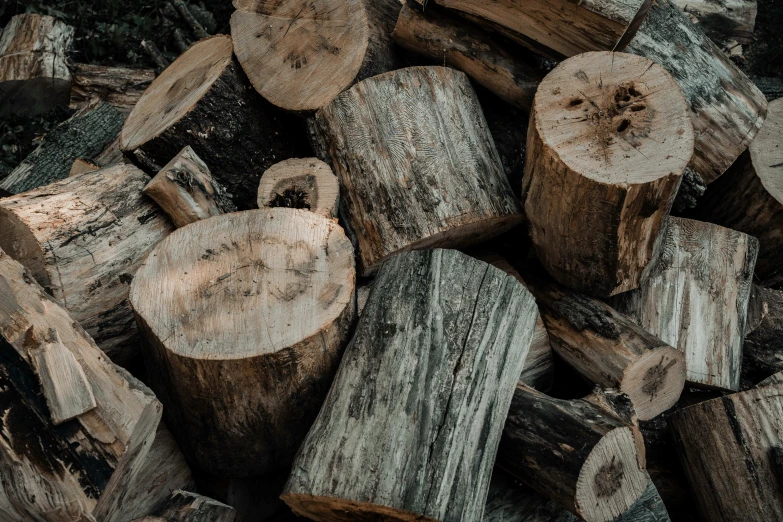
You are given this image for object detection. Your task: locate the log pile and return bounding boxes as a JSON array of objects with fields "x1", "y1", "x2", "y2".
[{"x1": 1, "y1": 3, "x2": 782, "y2": 521}]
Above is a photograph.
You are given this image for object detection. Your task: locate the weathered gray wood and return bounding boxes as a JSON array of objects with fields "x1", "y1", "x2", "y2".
[
  {"x1": 741, "y1": 285, "x2": 783, "y2": 387},
  {"x1": 70, "y1": 63, "x2": 155, "y2": 113},
  {"x1": 137, "y1": 490, "x2": 236, "y2": 522},
  {"x1": 282, "y1": 249, "x2": 538, "y2": 522},
  {"x1": 672, "y1": 0, "x2": 757, "y2": 45}
]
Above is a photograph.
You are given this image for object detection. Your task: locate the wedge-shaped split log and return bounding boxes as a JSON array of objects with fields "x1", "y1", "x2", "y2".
[
  {"x1": 257, "y1": 158, "x2": 339, "y2": 219},
  {"x1": 281, "y1": 249, "x2": 538, "y2": 522}
]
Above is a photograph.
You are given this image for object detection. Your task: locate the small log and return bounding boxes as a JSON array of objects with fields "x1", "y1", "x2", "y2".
[
  {"x1": 0, "y1": 100, "x2": 125, "y2": 195},
  {"x1": 0, "y1": 164, "x2": 174, "y2": 365},
  {"x1": 132, "y1": 490, "x2": 236, "y2": 522},
  {"x1": 0, "y1": 14, "x2": 73, "y2": 117},
  {"x1": 610, "y1": 217, "x2": 757, "y2": 391},
  {"x1": 131, "y1": 209, "x2": 355, "y2": 477},
  {"x1": 121, "y1": 35, "x2": 308, "y2": 210},
  {"x1": 312, "y1": 66, "x2": 523, "y2": 275},
  {"x1": 172, "y1": 0, "x2": 209, "y2": 39},
  {"x1": 391, "y1": 4, "x2": 541, "y2": 111},
  {"x1": 669, "y1": 384, "x2": 783, "y2": 520},
  {"x1": 143, "y1": 145, "x2": 233, "y2": 228},
  {"x1": 741, "y1": 285, "x2": 783, "y2": 387},
  {"x1": 141, "y1": 40, "x2": 170, "y2": 71},
  {"x1": 282, "y1": 249, "x2": 538, "y2": 522},
  {"x1": 69, "y1": 158, "x2": 101, "y2": 177},
  {"x1": 70, "y1": 63, "x2": 156, "y2": 113},
  {"x1": 257, "y1": 158, "x2": 339, "y2": 218},
  {"x1": 671, "y1": 0, "x2": 757, "y2": 45},
  {"x1": 626, "y1": 0, "x2": 767, "y2": 185},
  {"x1": 524, "y1": 51, "x2": 693, "y2": 297},
  {"x1": 0, "y1": 249, "x2": 162, "y2": 522}
]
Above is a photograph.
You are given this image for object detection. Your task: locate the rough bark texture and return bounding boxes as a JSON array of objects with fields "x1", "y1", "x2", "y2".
[
  {"x1": 0, "y1": 164, "x2": 174, "y2": 365},
  {"x1": 257, "y1": 158, "x2": 339, "y2": 219},
  {"x1": 0, "y1": 101, "x2": 124, "y2": 195},
  {"x1": 70, "y1": 63, "x2": 156, "y2": 113},
  {"x1": 312, "y1": 66, "x2": 523, "y2": 275},
  {"x1": 120, "y1": 35, "x2": 308, "y2": 210},
  {"x1": 0, "y1": 14, "x2": 73, "y2": 117},
  {"x1": 671, "y1": 0, "x2": 757, "y2": 45},
  {"x1": 741, "y1": 285, "x2": 783, "y2": 387},
  {"x1": 141, "y1": 490, "x2": 237, "y2": 522},
  {"x1": 753, "y1": 76, "x2": 783, "y2": 101},
  {"x1": 131, "y1": 209, "x2": 355, "y2": 477},
  {"x1": 282, "y1": 249, "x2": 538, "y2": 522},
  {"x1": 626, "y1": 0, "x2": 768, "y2": 185},
  {"x1": 669, "y1": 384, "x2": 783, "y2": 521}
]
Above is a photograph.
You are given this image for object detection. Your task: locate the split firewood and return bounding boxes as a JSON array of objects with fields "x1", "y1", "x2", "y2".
[
  {"x1": 69, "y1": 158, "x2": 101, "y2": 177},
  {"x1": 497, "y1": 385, "x2": 648, "y2": 522},
  {"x1": 671, "y1": 0, "x2": 757, "y2": 46},
  {"x1": 669, "y1": 384, "x2": 783, "y2": 520},
  {"x1": 524, "y1": 51, "x2": 693, "y2": 297},
  {"x1": 0, "y1": 164, "x2": 174, "y2": 365},
  {"x1": 257, "y1": 158, "x2": 339, "y2": 219},
  {"x1": 311, "y1": 66, "x2": 522, "y2": 275},
  {"x1": 282, "y1": 249, "x2": 538, "y2": 522},
  {"x1": 0, "y1": 100, "x2": 124, "y2": 194},
  {"x1": 741, "y1": 285, "x2": 783, "y2": 387},
  {"x1": 131, "y1": 491, "x2": 236, "y2": 522},
  {"x1": 70, "y1": 63, "x2": 156, "y2": 113},
  {"x1": 143, "y1": 146, "x2": 234, "y2": 228},
  {"x1": 230, "y1": 0, "x2": 404, "y2": 112},
  {"x1": 411, "y1": 0, "x2": 650, "y2": 59},
  {"x1": 626, "y1": 0, "x2": 767, "y2": 186},
  {"x1": 391, "y1": 4, "x2": 541, "y2": 111},
  {"x1": 0, "y1": 249, "x2": 162, "y2": 522},
  {"x1": 695, "y1": 98, "x2": 783, "y2": 279},
  {"x1": 0, "y1": 14, "x2": 73, "y2": 117},
  {"x1": 131, "y1": 209, "x2": 355, "y2": 477},
  {"x1": 121, "y1": 35, "x2": 307, "y2": 210}
]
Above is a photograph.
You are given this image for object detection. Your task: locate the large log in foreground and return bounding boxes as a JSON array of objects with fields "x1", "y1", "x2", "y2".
[
  {"x1": 311, "y1": 66, "x2": 523, "y2": 275},
  {"x1": 282, "y1": 249, "x2": 538, "y2": 522},
  {"x1": 131, "y1": 209, "x2": 355, "y2": 477},
  {"x1": 0, "y1": 165, "x2": 173, "y2": 365},
  {"x1": 524, "y1": 51, "x2": 693, "y2": 297}
]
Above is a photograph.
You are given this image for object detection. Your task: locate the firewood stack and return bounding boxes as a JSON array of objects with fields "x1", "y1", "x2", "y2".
[{"x1": 3, "y1": 1, "x2": 783, "y2": 521}]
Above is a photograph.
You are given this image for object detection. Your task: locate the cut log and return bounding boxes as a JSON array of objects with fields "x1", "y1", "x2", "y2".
[
  {"x1": 311, "y1": 66, "x2": 523, "y2": 275},
  {"x1": 69, "y1": 158, "x2": 101, "y2": 177},
  {"x1": 524, "y1": 51, "x2": 693, "y2": 297},
  {"x1": 0, "y1": 100, "x2": 125, "y2": 195},
  {"x1": 231, "y1": 0, "x2": 404, "y2": 112},
  {"x1": 0, "y1": 14, "x2": 73, "y2": 117},
  {"x1": 671, "y1": 0, "x2": 757, "y2": 45},
  {"x1": 0, "y1": 249, "x2": 162, "y2": 522},
  {"x1": 522, "y1": 265, "x2": 686, "y2": 421},
  {"x1": 626, "y1": 0, "x2": 767, "y2": 185},
  {"x1": 694, "y1": 98, "x2": 783, "y2": 279},
  {"x1": 133, "y1": 490, "x2": 237, "y2": 522},
  {"x1": 282, "y1": 249, "x2": 538, "y2": 522},
  {"x1": 0, "y1": 164, "x2": 174, "y2": 365},
  {"x1": 669, "y1": 384, "x2": 783, "y2": 520},
  {"x1": 741, "y1": 285, "x2": 783, "y2": 387},
  {"x1": 131, "y1": 208, "x2": 355, "y2": 477},
  {"x1": 391, "y1": 4, "x2": 541, "y2": 111},
  {"x1": 70, "y1": 63, "x2": 156, "y2": 113},
  {"x1": 610, "y1": 217, "x2": 757, "y2": 391},
  {"x1": 120, "y1": 35, "x2": 308, "y2": 210},
  {"x1": 257, "y1": 158, "x2": 339, "y2": 218},
  {"x1": 143, "y1": 146, "x2": 234, "y2": 228}
]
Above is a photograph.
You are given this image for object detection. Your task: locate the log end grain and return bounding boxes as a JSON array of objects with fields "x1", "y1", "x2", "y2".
[
  {"x1": 619, "y1": 346, "x2": 686, "y2": 421},
  {"x1": 257, "y1": 158, "x2": 339, "y2": 218}
]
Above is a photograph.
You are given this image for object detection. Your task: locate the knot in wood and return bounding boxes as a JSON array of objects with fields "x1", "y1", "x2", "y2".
[{"x1": 593, "y1": 456, "x2": 625, "y2": 498}]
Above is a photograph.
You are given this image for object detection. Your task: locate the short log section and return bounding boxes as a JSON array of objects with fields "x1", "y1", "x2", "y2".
[{"x1": 257, "y1": 158, "x2": 339, "y2": 218}]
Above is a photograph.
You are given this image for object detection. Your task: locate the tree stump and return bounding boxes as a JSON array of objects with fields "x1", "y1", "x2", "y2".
[
  {"x1": 524, "y1": 51, "x2": 693, "y2": 297},
  {"x1": 257, "y1": 158, "x2": 339, "y2": 218},
  {"x1": 131, "y1": 208, "x2": 355, "y2": 477},
  {"x1": 0, "y1": 14, "x2": 73, "y2": 117},
  {"x1": 741, "y1": 285, "x2": 783, "y2": 387},
  {"x1": 311, "y1": 66, "x2": 523, "y2": 275},
  {"x1": 120, "y1": 35, "x2": 308, "y2": 210},
  {"x1": 281, "y1": 249, "x2": 538, "y2": 522},
  {"x1": 0, "y1": 165, "x2": 173, "y2": 365}
]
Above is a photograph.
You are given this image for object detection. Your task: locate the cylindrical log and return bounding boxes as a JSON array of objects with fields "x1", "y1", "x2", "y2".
[
  {"x1": 524, "y1": 51, "x2": 693, "y2": 297},
  {"x1": 626, "y1": 0, "x2": 767, "y2": 185},
  {"x1": 741, "y1": 285, "x2": 783, "y2": 387},
  {"x1": 669, "y1": 384, "x2": 783, "y2": 520},
  {"x1": 0, "y1": 165, "x2": 173, "y2": 365},
  {"x1": 130, "y1": 208, "x2": 355, "y2": 477},
  {"x1": 312, "y1": 66, "x2": 523, "y2": 275},
  {"x1": 281, "y1": 249, "x2": 538, "y2": 522},
  {"x1": 0, "y1": 14, "x2": 73, "y2": 117},
  {"x1": 120, "y1": 35, "x2": 308, "y2": 210},
  {"x1": 671, "y1": 0, "x2": 757, "y2": 46},
  {"x1": 694, "y1": 97, "x2": 783, "y2": 279},
  {"x1": 70, "y1": 63, "x2": 156, "y2": 113},
  {"x1": 257, "y1": 158, "x2": 339, "y2": 218}
]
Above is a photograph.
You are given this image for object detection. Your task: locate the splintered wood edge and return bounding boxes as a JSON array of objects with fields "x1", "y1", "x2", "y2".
[
  {"x1": 281, "y1": 493, "x2": 440, "y2": 522},
  {"x1": 620, "y1": 345, "x2": 686, "y2": 421}
]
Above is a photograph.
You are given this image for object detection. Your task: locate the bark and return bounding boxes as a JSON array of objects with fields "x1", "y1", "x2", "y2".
[
  {"x1": 312, "y1": 66, "x2": 523, "y2": 275},
  {"x1": 257, "y1": 158, "x2": 340, "y2": 219},
  {"x1": 753, "y1": 76, "x2": 783, "y2": 101},
  {"x1": 70, "y1": 63, "x2": 156, "y2": 113},
  {"x1": 172, "y1": 0, "x2": 209, "y2": 39},
  {"x1": 120, "y1": 35, "x2": 309, "y2": 210},
  {"x1": 626, "y1": 0, "x2": 768, "y2": 185},
  {"x1": 282, "y1": 249, "x2": 538, "y2": 522},
  {"x1": 671, "y1": 0, "x2": 757, "y2": 45},
  {"x1": 0, "y1": 164, "x2": 174, "y2": 365},
  {"x1": 131, "y1": 209, "x2": 356, "y2": 477},
  {"x1": 524, "y1": 51, "x2": 693, "y2": 297},
  {"x1": 0, "y1": 14, "x2": 73, "y2": 117},
  {"x1": 741, "y1": 285, "x2": 783, "y2": 387},
  {"x1": 0, "y1": 100, "x2": 125, "y2": 194}
]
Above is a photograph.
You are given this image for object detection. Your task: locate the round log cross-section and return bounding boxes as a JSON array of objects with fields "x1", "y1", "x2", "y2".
[
  {"x1": 257, "y1": 158, "x2": 339, "y2": 218},
  {"x1": 524, "y1": 51, "x2": 694, "y2": 297},
  {"x1": 130, "y1": 208, "x2": 356, "y2": 477}
]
